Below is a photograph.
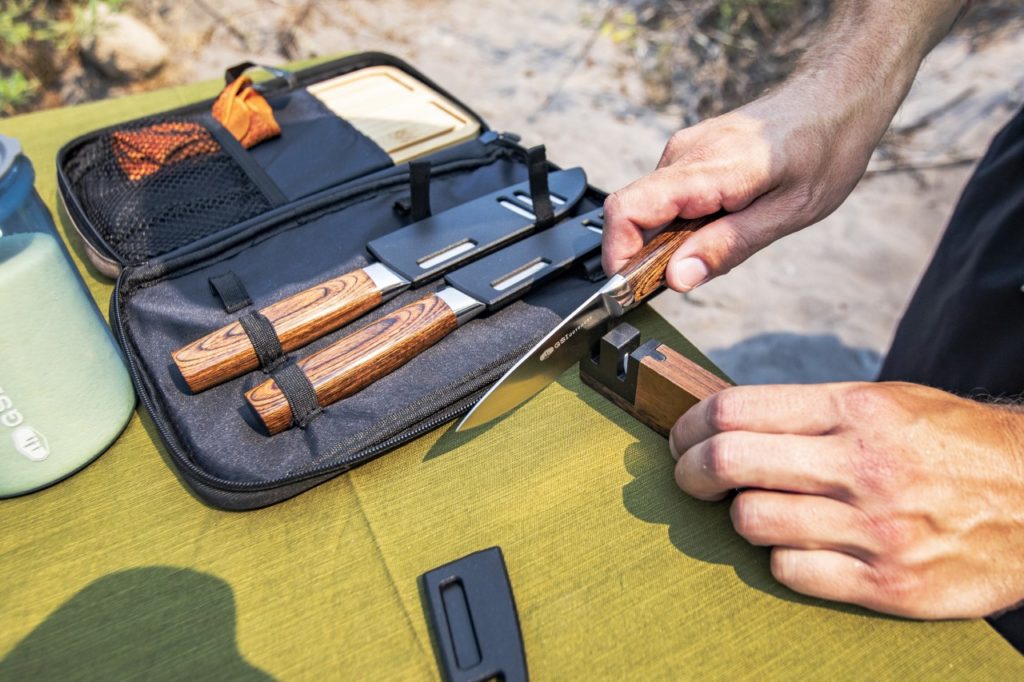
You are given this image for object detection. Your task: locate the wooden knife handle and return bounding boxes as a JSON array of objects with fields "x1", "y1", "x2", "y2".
[
  {"x1": 172, "y1": 268, "x2": 385, "y2": 393},
  {"x1": 617, "y1": 213, "x2": 721, "y2": 303},
  {"x1": 246, "y1": 293, "x2": 458, "y2": 435}
]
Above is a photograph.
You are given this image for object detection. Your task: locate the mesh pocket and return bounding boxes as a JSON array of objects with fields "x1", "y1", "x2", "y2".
[{"x1": 64, "y1": 116, "x2": 274, "y2": 263}]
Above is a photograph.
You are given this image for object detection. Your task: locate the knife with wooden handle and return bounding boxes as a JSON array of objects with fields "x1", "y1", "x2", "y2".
[
  {"x1": 171, "y1": 168, "x2": 587, "y2": 393},
  {"x1": 246, "y1": 208, "x2": 606, "y2": 434},
  {"x1": 456, "y1": 212, "x2": 722, "y2": 431}
]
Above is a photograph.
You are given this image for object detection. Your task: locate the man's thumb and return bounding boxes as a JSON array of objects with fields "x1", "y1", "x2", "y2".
[{"x1": 664, "y1": 199, "x2": 788, "y2": 292}]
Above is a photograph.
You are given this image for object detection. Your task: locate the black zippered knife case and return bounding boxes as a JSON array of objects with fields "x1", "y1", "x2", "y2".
[{"x1": 57, "y1": 52, "x2": 607, "y2": 510}]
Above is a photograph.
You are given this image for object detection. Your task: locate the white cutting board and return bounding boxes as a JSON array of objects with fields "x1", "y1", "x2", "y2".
[{"x1": 307, "y1": 65, "x2": 481, "y2": 164}]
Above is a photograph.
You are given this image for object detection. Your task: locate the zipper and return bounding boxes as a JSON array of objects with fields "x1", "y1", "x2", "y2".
[
  {"x1": 109, "y1": 136, "x2": 531, "y2": 494},
  {"x1": 112, "y1": 291, "x2": 483, "y2": 491},
  {"x1": 110, "y1": 288, "x2": 522, "y2": 492}
]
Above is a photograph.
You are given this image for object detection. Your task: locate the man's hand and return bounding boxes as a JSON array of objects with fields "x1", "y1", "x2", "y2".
[
  {"x1": 669, "y1": 382, "x2": 1024, "y2": 619},
  {"x1": 601, "y1": 0, "x2": 968, "y2": 291},
  {"x1": 602, "y1": 93, "x2": 880, "y2": 291}
]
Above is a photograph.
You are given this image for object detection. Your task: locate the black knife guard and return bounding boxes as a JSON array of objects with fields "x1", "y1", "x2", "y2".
[
  {"x1": 368, "y1": 168, "x2": 587, "y2": 285},
  {"x1": 445, "y1": 209, "x2": 604, "y2": 310},
  {"x1": 420, "y1": 547, "x2": 528, "y2": 682}
]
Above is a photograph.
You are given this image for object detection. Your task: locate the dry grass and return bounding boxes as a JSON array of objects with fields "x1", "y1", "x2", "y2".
[{"x1": 605, "y1": 0, "x2": 1024, "y2": 124}]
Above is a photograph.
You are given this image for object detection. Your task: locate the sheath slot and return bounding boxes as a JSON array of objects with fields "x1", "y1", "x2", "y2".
[
  {"x1": 513, "y1": 189, "x2": 565, "y2": 206},
  {"x1": 440, "y1": 579, "x2": 482, "y2": 669},
  {"x1": 417, "y1": 240, "x2": 477, "y2": 269},
  {"x1": 497, "y1": 199, "x2": 536, "y2": 220},
  {"x1": 492, "y1": 258, "x2": 550, "y2": 292}
]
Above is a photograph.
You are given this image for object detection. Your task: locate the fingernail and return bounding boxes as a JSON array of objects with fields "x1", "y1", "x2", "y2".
[
  {"x1": 670, "y1": 257, "x2": 709, "y2": 292},
  {"x1": 669, "y1": 429, "x2": 681, "y2": 461}
]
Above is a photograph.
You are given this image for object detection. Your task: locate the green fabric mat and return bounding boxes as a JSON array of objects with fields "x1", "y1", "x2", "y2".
[{"x1": 1, "y1": 65, "x2": 1021, "y2": 679}]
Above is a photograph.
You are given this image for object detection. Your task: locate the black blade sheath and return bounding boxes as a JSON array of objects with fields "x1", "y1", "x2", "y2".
[
  {"x1": 368, "y1": 168, "x2": 588, "y2": 285},
  {"x1": 445, "y1": 208, "x2": 605, "y2": 312}
]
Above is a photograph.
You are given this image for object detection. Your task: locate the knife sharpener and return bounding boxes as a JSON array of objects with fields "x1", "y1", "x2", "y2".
[{"x1": 580, "y1": 323, "x2": 732, "y2": 437}]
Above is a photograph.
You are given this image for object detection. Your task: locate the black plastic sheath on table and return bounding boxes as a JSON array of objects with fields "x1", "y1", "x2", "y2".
[{"x1": 420, "y1": 546, "x2": 528, "y2": 682}]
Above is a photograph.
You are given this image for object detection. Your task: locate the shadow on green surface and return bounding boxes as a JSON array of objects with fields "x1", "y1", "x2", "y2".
[
  {"x1": 0, "y1": 566, "x2": 272, "y2": 680},
  {"x1": 423, "y1": 421, "x2": 480, "y2": 462},
  {"x1": 563, "y1": 369, "x2": 874, "y2": 617},
  {"x1": 619, "y1": 436, "x2": 824, "y2": 607}
]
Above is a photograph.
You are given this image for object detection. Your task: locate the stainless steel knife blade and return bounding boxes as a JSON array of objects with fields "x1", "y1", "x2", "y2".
[
  {"x1": 456, "y1": 276, "x2": 624, "y2": 431},
  {"x1": 455, "y1": 213, "x2": 720, "y2": 431}
]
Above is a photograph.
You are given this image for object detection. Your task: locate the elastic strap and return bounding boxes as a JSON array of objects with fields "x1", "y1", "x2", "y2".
[
  {"x1": 238, "y1": 311, "x2": 285, "y2": 372},
  {"x1": 409, "y1": 161, "x2": 432, "y2": 221},
  {"x1": 272, "y1": 363, "x2": 323, "y2": 428},
  {"x1": 208, "y1": 271, "x2": 252, "y2": 313},
  {"x1": 527, "y1": 145, "x2": 555, "y2": 230}
]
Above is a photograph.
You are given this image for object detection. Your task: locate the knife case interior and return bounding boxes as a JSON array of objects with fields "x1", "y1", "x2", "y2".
[{"x1": 56, "y1": 52, "x2": 607, "y2": 509}]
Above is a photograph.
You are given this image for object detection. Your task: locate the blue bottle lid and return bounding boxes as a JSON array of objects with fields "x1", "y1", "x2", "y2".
[
  {"x1": 0, "y1": 135, "x2": 23, "y2": 180},
  {"x1": 0, "y1": 135, "x2": 36, "y2": 229}
]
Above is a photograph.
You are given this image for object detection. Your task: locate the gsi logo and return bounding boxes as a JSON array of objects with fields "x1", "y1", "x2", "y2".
[{"x1": 12, "y1": 426, "x2": 49, "y2": 461}]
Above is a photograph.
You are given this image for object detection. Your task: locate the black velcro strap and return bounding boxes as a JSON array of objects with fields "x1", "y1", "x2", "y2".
[
  {"x1": 208, "y1": 272, "x2": 252, "y2": 313},
  {"x1": 238, "y1": 311, "x2": 285, "y2": 372},
  {"x1": 527, "y1": 145, "x2": 555, "y2": 230},
  {"x1": 271, "y1": 363, "x2": 323, "y2": 428},
  {"x1": 409, "y1": 161, "x2": 432, "y2": 222}
]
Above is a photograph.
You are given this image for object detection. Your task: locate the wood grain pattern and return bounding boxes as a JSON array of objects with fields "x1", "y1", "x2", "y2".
[
  {"x1": 582, "y1": 343, "x2": 731, "y2": 437},
  {"x1": 618, "y1": 214, "x2": 720, "y2": 302},
  {"x1": 172, "y1": 268, "x2": 384, "y2": 393},
  {"x1": 633, "y1": 344, "x2": 732, "y2": 437},
  {"x1": 246, "y1": 293, "x2": 458, "y2": 435}
]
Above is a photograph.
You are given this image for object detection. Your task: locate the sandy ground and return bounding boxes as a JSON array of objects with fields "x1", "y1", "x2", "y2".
[{"x1": 140, "y1": 0, "x2": 1024, "y2": 384}]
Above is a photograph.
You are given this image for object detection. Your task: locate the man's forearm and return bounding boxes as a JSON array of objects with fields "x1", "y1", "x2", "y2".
[
  {"x1": 784, "y1": 1, "x2": 969, "y2": 143},
  {"x1": 601, "y1": 0, "x2": 972, "y2": 286}
]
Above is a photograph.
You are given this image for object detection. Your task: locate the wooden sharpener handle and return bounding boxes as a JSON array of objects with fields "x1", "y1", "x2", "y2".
[
  {"x1": 581, "y1": 329, "x2": 732, "y2": 437},
  {"x1": 246, "y1": 293, "x2": 458, "y2": 435},
  {"x1": 172, "y1": 268, "x2": 389, "y2": 393}
]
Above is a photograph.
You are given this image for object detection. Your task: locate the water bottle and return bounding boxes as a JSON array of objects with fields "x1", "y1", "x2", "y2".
[{"x1": 0, "y1": 135, "x2": 135, "y2": 497}]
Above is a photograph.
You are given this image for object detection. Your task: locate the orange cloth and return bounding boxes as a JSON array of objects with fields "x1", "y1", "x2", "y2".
[
  {"x1": 211, "y1": 75, "x2": 282, "y2": 149},
  {"x1": 112, "y1": 76, "x2": 280, "y2": 182},
  {"x1": 111, "y1": 121, "x2": 219, "y2": 182}
]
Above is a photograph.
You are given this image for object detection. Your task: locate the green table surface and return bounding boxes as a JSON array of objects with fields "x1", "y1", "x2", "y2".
[{"x1": 1, "y1": 68, "x2": 1021, "y2": 680}]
